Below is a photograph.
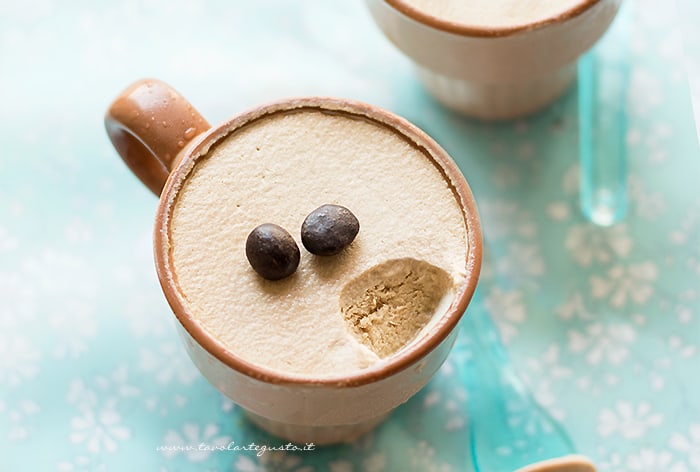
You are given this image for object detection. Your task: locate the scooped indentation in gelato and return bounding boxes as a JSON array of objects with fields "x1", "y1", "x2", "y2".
[{"x1": 340, "y1": 258, "x2": 453, "y2": 358}]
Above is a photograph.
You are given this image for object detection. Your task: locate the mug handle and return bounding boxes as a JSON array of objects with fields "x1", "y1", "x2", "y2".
[{"x1": 105, "y1": 79, "x2": 211, "y2": 196}]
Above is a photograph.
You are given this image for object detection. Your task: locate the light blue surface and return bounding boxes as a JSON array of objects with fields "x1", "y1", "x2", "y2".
[{"x1": 1, "y1": 1, "x2": 699, "y2": 471}]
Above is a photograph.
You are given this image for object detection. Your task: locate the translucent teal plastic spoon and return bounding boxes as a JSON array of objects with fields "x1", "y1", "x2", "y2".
[
  {"x1": 463, "y1": 304, "x2": 596, "y2": 472},
  {"x1": 578, "y1": 1, "x2": 631, "y2": 226}
]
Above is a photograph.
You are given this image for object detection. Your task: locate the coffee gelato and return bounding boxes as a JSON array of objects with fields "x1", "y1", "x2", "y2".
[
  {"x1": 169, "y1": 108, "x2": 467, "y2": 377},
  {"x1": 401, "y1": 0, "x2": 586, "y2": 28}
]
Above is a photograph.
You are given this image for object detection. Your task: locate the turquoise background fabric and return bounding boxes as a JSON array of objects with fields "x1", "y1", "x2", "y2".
[{"x1": 1, "y1": 0, "x2": 699, "y2": 470}]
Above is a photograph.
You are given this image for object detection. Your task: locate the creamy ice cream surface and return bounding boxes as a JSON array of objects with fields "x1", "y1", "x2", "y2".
[
  {"x1": 169, "y1": 108, "x2": 468, "y2": 378},
  {"x1": 401, "y1": 0, "x2": 586, "y2": 28}
]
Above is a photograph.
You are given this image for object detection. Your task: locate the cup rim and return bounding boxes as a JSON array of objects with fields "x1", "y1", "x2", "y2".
[
  {"x1": 154, "y1": 97, "x2": 482, "y2": 388},
  {"x1": 383, "y1": 0, "x2": 600, "y2": 37}
]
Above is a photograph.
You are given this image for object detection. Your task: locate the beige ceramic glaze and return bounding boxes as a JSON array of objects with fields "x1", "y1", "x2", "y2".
[
  {"x1": 105, "y1": 79, "x2": 482, "y2": 444},
  {"x1": 515, "y1": 454, "x2": 598, "y2": 472},
  {"x1": 365, "y1": 0, "x2": 622, "y2": 119}
]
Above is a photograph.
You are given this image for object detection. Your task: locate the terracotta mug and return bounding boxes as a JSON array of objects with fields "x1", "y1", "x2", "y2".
[
  {"x1": 105, "y1": 79, "x2": 482, "y2": 444},
  {"x1": 365, "y1": 0, "x2": 622, "y2": 119}
]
